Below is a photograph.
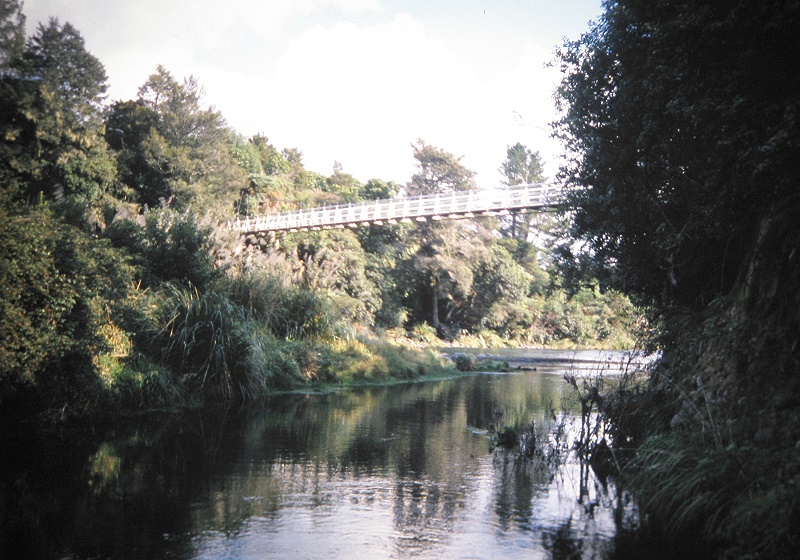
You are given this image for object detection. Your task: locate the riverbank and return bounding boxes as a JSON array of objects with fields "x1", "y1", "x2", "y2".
[{"x1": 583, "y1": 321, "x2": 800, "y2": 560}]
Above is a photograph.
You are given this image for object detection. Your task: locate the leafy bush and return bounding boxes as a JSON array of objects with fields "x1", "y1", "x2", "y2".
[
  {"x1": 105, "y1": 208, "x2": 220, "y2": 290},
  {"x1": 454, "y1": 354, "x2": 476, "y2": 372},
  {"x1": 319, "y1": 339, "x2": 384, "y2": 382},
  {"x1": 316, "y1": 336, "x2": 452, "y2": 383},
  {"x1": 107, "y1": 354, "x2": 184, "y2": 409},
  {"x1": 0, "y1": 207, "x2": 136, "y2": 419}
]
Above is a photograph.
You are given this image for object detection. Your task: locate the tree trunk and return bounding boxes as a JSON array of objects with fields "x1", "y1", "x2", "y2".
[
  {"x1": 431, "y1": 284, "x2": 455, "y2": 340},
  {"x1": 431, "y1": 284, "x2": 440, "y2": 329}
]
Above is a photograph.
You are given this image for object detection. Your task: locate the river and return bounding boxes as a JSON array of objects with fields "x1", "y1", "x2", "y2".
[{"x1": 2, "y1": 350, "x2": 653, "y2": 559}]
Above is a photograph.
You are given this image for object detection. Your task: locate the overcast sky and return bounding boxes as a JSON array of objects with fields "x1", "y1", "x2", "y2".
[{"x1": 22, "y1": 0, "x2": 602, "y2": 186}]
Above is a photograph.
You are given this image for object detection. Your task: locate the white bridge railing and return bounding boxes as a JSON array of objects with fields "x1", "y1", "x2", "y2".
[{"x1": 231, "y1": 183, "x2": 558, "y2": 234}]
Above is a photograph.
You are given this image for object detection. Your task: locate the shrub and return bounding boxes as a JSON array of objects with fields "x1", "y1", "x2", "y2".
[
  {"x1": 107, "y1": 354, "x2": 185, "y2": 409},
  {"x1": 106, "y1": 209, "x2": 221, "y2": 291},
  {"x1": 454, "y1": 354, "x2": 476, "y2": 372}
]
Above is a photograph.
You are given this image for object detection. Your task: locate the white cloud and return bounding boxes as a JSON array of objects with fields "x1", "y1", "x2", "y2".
[
  {"x1": 258, "y1": 14, "x2": 471, "y2": 181},
  {"x1": 22, "y1": 0, "x2": 589, "y2": 186},
  {"x1": 224, "y1": 13, "x2": 563, "y2": 184}
]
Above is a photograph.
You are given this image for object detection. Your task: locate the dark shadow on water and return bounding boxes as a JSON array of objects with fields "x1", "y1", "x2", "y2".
[{"x1": 2, "y1": 369, "x2": 704, "y2": 560}]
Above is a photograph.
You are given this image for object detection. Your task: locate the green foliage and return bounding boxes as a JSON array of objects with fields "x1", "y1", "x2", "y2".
[
  {"x1": 401, "y1": 221, "x2": 491, "y2": 335},
  {"x1": 627, "y1": 430, "x2": 800, "y2": 560},
  {"x1": 106, "y1": 355, "x2": 184, "y2": 409},
  {"x1": 260, "y1": 142, "x2": 291, "y2": 176},
  {"x1": 229, "y1": 134, "x2": 294, "y2": 215},
  {"x1": 554, "y1": 0, "x2": 800, "y2": 310},
  {"x1": 24, "y1": 18, "x2": 107, "y2": 117},
  {"x1": 0, "y1": 206, "x2": 135, "y2": 418},
  {"x1": 500, "y1": 142, "x2": 544, "y2": 186},
  {"x1": 105, "y1": 99, "x2": 170, "y2": 203},
  {"x1": 1, "y1": 16, "x2": 115, "y2": 205},
  {"x1": 497, "y1": 238, "x2": 550, "y2": 292},
  {"x1": 290, "y1": 230, "x2": 381, "y2": 325},
  {"x1": 556, "y1": 3, "x2": 800, "y2": 558},
  {"x1": 0, "y1": 0, "x2": 24, "y2": 71},
  {"x1": 360, "y1": 178, "x2": 399, "y2": 201},
  {"x1": 138, "y1": 272, "x2": 453, "y2": 397},
  {"x1": 146, "y1": 284, "x2": 248, "y2": 399},
  {"x1": 474, "y1": 287, "x2": 639, "y2": 349},
  {"x1": 406, "y1": 139, "x2": 476, "y2": 195},
  {"x1": 225, "y1": 270, "x2": 343, "y2": 341},
  {"x1": 318, "y1": 336, "x2": 452, "y2": 383},
  {"x1": 376, "y1": 340, "x2": 449, "y2": 379},
  {"x1": 408, "y1": 323, "x2": 438, "y2": 344},
  {"x1": 106, "y1": 65, "x2": 244, "y2": 215},
  {"x1": 453, "y1": 354, "x2": 476, "y2": 371},
  {"x1": 324, "y1": 161, "x2": 364, "y2": 202},
  {"x1": 105, "y1": 208, "x2": 220, "y2": 290},
  {"x1": 318, "y1": 338, "x2": 384, "y2": 382},
  {"x1": 467, "y1": 244, "x2": 531, "y2": 327},
  {"x1": 366, "y1": 252, "x2": 408, "y2": 328},
  {"x1": 495, "y1": 143, "x2": 549, "y2": 242},
  {"x1": 0, "y1": 209, "x2": 78, "y2": 384},
  {"x1": 267, "y1": 284, "x2": 339, "y2": 341},
  {"x1": 239, "y1": 326, "x2": 307, "y2": 391},
  {"x1": 228, "y1": 132, "x2": 263, "y2": 176}
]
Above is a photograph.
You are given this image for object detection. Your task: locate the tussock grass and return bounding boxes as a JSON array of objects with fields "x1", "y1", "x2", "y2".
[
  {"x1": 153, "y1": 284, "x2": 248, "y2": 399},
  {"x1": 631, "y1": 433, "x2": 739, "y2": 539},
  {"x1": 137, "y1": 276, "x2": 458, "y2": 400},
  {"x1": 226, "y1": 272, "x2": 344, "y2": 340},
  {"x1": 590, "y1": 353, "x2": 800, "y2": 560},
  {"x1": 628, "y1": 430, "x2": 800, "y2": 559}
]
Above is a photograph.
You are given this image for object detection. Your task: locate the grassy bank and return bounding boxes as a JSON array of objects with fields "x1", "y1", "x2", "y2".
[
  {"x1": 105, "y1": 323, "x2": 539, "y2": 413},
  {"x1": 579, "y1": 301, "x2": 800, "y2": 560}
]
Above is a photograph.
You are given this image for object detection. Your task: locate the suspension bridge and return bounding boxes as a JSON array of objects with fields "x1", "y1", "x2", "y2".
[{"x1": 231, "y1": 183, "x2": 559, "y2": 234}]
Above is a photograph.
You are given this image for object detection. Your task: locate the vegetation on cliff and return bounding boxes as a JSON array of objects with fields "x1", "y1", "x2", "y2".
[{"x1": 555, "y1": 1, "x2": 800, "y2": 557}]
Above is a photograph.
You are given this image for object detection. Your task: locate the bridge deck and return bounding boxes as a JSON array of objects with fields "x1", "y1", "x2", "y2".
[{"x1": 231, "y1": 183, "x2": 558, "y2": 234}]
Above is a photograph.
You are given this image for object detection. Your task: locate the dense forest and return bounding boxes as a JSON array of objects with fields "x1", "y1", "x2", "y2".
[
  {"x1": 555, "y1": 1, "x2": 800, "y2": 559},
  {"x1": 0, "y1": 0, "x2": 640, "y2": 422}
]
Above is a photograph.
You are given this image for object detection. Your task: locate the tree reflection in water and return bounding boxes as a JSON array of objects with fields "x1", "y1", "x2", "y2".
[{"x1": 3, "y1": 367, "x2": 646, "y2": 560}]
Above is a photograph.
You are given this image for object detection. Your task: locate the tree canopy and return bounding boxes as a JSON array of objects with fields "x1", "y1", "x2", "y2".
[
  {"x1": 554, "y1": 0, "x2": 800, "y2": 311},
  {"x1": 406, "y1": 139, "x2": 476, "y2": 196},
  {"x1": 1, "y1": 14, "x2": 115, "y2": 205},
  {"x1": 500, "y1": 142, "x2": 544, "y2": 186},
  {"x1": 106, "y1": 65, "x2": 243, "y2": 214}
]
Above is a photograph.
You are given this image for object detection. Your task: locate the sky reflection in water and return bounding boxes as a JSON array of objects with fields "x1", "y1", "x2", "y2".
[{"x1": 181, "y1": 368, "x2": 630, "y2": 560}]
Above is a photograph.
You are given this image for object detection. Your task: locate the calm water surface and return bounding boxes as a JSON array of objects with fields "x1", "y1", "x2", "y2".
[{"x1": 3, "y1": 351, "x2": 643, "y2": 560}]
